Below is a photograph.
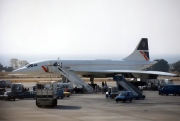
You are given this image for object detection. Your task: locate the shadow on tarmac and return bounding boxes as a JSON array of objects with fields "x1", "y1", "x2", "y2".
[{"x1": 41, "y1": 105, "x2": 81, "y2": 110}]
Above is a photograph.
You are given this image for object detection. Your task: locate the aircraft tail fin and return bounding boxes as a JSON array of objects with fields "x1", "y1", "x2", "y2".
[{"x1": 123, "y1": 38, "x2": 150, "y2": 61}]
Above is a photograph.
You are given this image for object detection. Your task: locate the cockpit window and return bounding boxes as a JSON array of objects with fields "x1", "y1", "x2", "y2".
[
  {"x1": 34, "y1": 64, "x2": 38, "y2": 66},
  {"x1": 26, "y1": 64, "x2": 38, "y2": 68}
]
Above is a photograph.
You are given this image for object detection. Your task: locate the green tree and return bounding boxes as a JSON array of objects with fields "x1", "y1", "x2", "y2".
[
  {"x1": 0, "y1": 63, "x2": 3, "y2": 71},
  {"x1": 172, "y1": 61, "x2": 180, "y2": 72},
  {"x1": 151, "y1": 59, "x2": 169, "y2": 72}
]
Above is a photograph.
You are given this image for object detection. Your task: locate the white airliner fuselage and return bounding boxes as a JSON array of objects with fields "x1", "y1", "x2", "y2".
[{"x1": 14, "y1": 60, "x2": 156, "y2": 76}]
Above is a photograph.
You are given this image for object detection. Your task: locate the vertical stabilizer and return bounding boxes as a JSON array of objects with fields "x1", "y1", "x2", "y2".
[{"x1": 123, "y1": 38, "x2": 150, "y2": 61}]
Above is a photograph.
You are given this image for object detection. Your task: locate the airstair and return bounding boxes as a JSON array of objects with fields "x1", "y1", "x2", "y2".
[
  {"x1": 48, "y1": 65, "x2": 93, "y2": 93},
  {"x1": 113, "y1": 75, "x2": 145, "y2": 99}
]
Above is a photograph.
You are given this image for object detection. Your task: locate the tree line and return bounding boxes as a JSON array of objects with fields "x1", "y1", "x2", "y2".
[
  {"x1": 147, "y1": 59, "x2": 180, "y2": 73},
  {"x1": 0, "y1": 63, "x2": 13, "y2": 72}
]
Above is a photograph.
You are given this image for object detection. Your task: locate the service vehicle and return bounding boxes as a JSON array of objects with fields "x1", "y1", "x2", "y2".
[
  {"x1": 0, "y1": 88, "x2": 6, "y2": 95},
  {"x1": 11, "y1": 83, "x2": 24, "y2": 94},
  {"x1": 57, "y1": 82, "x2": 73, "y2": 93},
  {"x1": 159, "y1": 85, "x2": 180, "y2": 96},
  {"x1": 106, "y1": 87, "x2": 120, "y2": 99},
  {"x1": 115, "y1": 91, "x2": 134, "y2": 102},
  {"x1": 36, "y1": 81, "x2": 58, "y2": 107},
  {"x1": 57, "y1": 88, "x2": 64, "y2": 99},
  {"x1": 0, "y1": 81, "x2": 6, "y2": 88},
  {"x1": 4, "y1": 80, "x2": 12, "y2": 88},
  {"x1": 23, "y1": 91, "x2": 36, "y2": 98},
  {"x1": 64, "y1": 91, "x2": 71, "y2": 97},
  {"x1": 0, "y1": 91, "x2": 16, "y2": 101}
]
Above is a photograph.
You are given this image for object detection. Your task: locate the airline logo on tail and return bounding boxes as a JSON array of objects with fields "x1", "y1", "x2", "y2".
[
  {"x1": 123, "y1": 38, "x2": 150, "y2": 61},
  {"x1": 138, "y1": 38, "x2": 149, "y2": 61},
  {"x1": 140, "y1": 51, "x2": 149, "y2": 61}
]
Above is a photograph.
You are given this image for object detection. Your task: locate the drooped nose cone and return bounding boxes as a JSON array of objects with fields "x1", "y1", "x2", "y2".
[{"x1": 12, "y1": 67, "x2": 28, "y2": 74}]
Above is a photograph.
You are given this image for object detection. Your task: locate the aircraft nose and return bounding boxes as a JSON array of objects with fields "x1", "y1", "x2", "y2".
[{"x1": 12, "y1": 67, "x2": 27, "y2": 74}]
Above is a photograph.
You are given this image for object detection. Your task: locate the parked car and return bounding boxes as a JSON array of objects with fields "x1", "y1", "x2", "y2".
[
  {"x1": 23, "y1": 91, "x2": 36, "y2": 98},
  {"x1": 115, "y1": 91, "x2": 134, "y2": 102},
  {"x1": 16, "y1": 91, "x2": 36, "y2": 99},
  {"x1": 0, "y1": 91, "x2": 16, "y2": 101}
]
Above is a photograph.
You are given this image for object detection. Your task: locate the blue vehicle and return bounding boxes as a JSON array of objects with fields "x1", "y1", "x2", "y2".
[
  {"x1": 159, "y1": 85, "x2": 180, "y2": 96},
  {"x1": 0, "y1": 81, "x2": 6, "y2": 88},
  {"x1": 57, "y1": 88, "x2": 64, "y2": 99},
  {"x1": 23, "y1": 91, "x2": 36, "y2": 98},
  {"x1": 115, "y1": 91, "x2": 134, "y2": 102}
]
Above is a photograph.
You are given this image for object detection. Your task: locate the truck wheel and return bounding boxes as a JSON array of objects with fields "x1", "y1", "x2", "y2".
[
  {"x1": 130, "y1": 99, "x2": 132, "y2": 102},
  {"x1": 55, "y1": 99, "x2": 57, "y2": 106},
  {"x1": 116, "y1": 100, "x2": 118, "y2": 103},
  {"x1": 123, "y1": 100, "x2": 126, "y2": 103},
  {"x1": 36, "y1": 99, "x2": 40, "y2": 107}
]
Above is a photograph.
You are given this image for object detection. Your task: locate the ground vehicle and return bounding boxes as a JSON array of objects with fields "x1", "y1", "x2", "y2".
[
  {"x1": 36, "y1": 81, "x2": 58, "y2": 107},
  {"x1": 16, "y1": 90, "x2": 36, "y2": 99},
  {"x1": 4, "y1": 80, "x2": 12, "y2": 88},
  {"x1": 23, "y1": 91, "x2": 36, "y2": 98},
  {"x1": 159, "y1": 79, "x2": 174, "y2": 87},
  {"x1": 0, "y1": 88, "x2": 6, "y2": 95},
  {"x1": 64, "y1": 91, "x2": 71, "y2": 97},
  {"x1": 57, "y1": 82, "x2": 73, "y2": 93},
  {"x1": 0, "y1": 91, "x2": 16, "y2": 101},
  {"x1": 115, "y1": 91, "x2": 134, "y2": 102},
  {"x1": 159, "y1": 85, "x2": 180, "y2": 96},
  {"x1": 57, "y1": 88, "x2": 64, "y2": 99},
  {"x1": 106, "y1": 87, "x2": 120, "y2": 99},
  {"x1": 11, "y1": 83, "x2": 24, "y2": 94},
  {"x1": 11, "y1": 83, "x2": 24, "y2": 99},
  {"x1": 0, "y1": 81, "x2": 6, "y2": 88}
]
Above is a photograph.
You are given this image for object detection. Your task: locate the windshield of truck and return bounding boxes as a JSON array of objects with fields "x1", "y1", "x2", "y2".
[
  {"x1": 112, "y1": 87, "x2": 118, "y2": 92},
  {"x1": 120, "y1": 92, "x2": 127, "y2": 96},
  {"x1": 37, "y1": 84, "x2": 52, "y2": 89}
]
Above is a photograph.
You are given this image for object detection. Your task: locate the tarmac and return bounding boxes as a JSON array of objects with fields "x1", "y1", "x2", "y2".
[{"x1": 0, "y1": 81, "x2": 180, "y2": 121}]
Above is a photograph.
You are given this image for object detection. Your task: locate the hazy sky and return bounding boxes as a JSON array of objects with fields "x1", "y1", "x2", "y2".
[{"x1": 0, "y1": 0, "x2": 180, "y2": 66}]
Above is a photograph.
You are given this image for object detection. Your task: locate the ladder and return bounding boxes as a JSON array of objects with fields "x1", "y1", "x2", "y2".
[
  {"x1": 57, "y1": 66, "x2": 94, "y2": 93},
  {"x1": 114, "y1": 76, "x2": 144, "y2": 99}
]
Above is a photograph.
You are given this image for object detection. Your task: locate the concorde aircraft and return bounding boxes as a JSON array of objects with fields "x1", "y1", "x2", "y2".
[{"x1": 12, "y1": 38, "x2": 176, "y2": 82}]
